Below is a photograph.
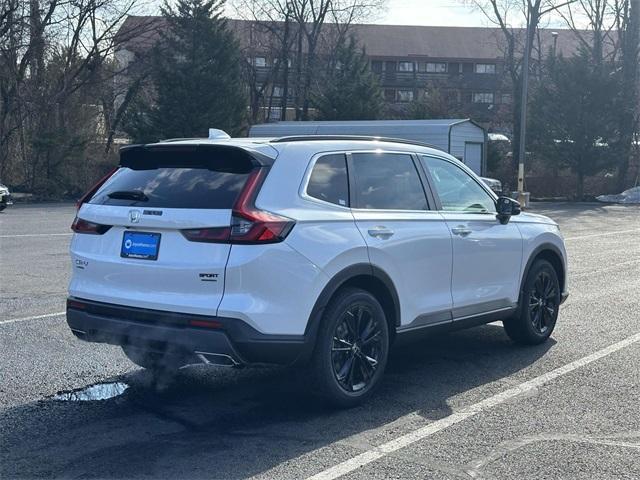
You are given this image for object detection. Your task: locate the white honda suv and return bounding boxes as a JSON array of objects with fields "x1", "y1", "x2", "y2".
[{"x1": 67, "y1": 135, "x2": 568, "y2": 406}]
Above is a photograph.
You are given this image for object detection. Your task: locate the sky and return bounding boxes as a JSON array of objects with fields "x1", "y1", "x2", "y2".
[
  {"x1": 224, "y1": 0, "x2": 581, "y2": 29},
  {"x1": 373, "y1": 0, "x2": 578, "y2": 28},
  {"x1": 377, "y1": 0, "x2": 489, "y2": 27}
]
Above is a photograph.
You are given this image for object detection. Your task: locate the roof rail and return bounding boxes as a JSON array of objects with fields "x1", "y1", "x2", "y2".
[
  {"x1": 269, "y1": 135, "x2": 445, "y2": 152},
  {"x1": 159, "y1": 137, "x2": 202, "y2": 143}
]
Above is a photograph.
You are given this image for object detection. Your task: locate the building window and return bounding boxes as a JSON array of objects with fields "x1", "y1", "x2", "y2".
[
  {"x1": 397, "y1": 89, "x2": 415, "y2": 102},
  {"x1": 398, "y1": 61, "x2": 415, "y2": 72},
  {"x1": 272, "y1": 86, "x2": 284, "y2": 98},
  {"x1": 475, "y1": 63, "x2": 496, "y2": 74},
  {"x1": 254, "y1": 57, "x2": 267, "y2": 67},
  {"x1": 384, "y1": 89, "x2": 396, "y2": 102},
  {"x1": 425, "y1": 62, "x2": 447, "y2": 73},
  {"x1": 268, "y1": 107, "x2": 282, "y2": 121},
  {"x1": 273, "y1": 58, "x2": 292, "y2": 68},
  {"x1": 500, "y1": 93, "x2": 512, "y2": 104},
  {"x1": 472, "y1": 92, "x2": 495, "y2": 104},
  {"x1": 371, "y1": 60, "x2": 383, "y2": 73}
]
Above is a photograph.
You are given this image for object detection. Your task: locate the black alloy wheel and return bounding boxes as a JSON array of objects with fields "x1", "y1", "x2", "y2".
[
  {"x1": 503, "y1": 259, "x2": 560, "y2": 345},
  {"x1": 528, "y1": 269, "x2": 558, "y2": 335},
  {"x1": 311, "y1": 288, "x2": 389, "y2": 407},
  {"x1": 331, "y1": 303, "x2": 384, "y2": 393}
]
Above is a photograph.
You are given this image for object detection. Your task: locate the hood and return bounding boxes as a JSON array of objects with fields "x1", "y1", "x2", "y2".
[{"x1": 514, "y1": 211, "x2": 558, "y2": 226}]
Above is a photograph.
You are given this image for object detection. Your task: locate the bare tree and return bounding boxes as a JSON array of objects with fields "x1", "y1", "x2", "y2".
[
  {"x1": 560, "y1": 0, "x2": 638, "y2": 189},
  {"x1": 465, "y1": 0, "x2": 577, "y2": 167},
  {"x1": 0, "y1": 0, "x2": 148, "y2": 194},
  {"x1": 232, "y1": 0, "x2": 386, "y2": 122},
  {"x1": 232, "y1": 0, "x2": 297, "y2": 122},
  {"x1": 612, "y1": 0, "x2": 639, "y2": 188}
]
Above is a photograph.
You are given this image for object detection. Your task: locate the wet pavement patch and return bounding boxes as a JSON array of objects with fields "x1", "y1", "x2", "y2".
[{"x1": 52, "y1": 382, "x2": 129, "y2": 401}]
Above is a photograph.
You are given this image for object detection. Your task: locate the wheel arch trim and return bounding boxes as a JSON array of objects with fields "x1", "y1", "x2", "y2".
[
  {"x1": 520, "y1": 243, "x2": 567, "y2": 300},
  {"x1": 304, "y1": 263, "x2": 401, "y2": 340}
]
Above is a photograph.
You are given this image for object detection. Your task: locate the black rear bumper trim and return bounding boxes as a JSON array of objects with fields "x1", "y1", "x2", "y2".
[{"x1": 66, "y1": 297, "x2": 309, "y2": 365}]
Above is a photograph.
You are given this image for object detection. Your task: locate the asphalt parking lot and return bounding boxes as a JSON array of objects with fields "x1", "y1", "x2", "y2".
[{"x1": 1, "y1": 202, "x2": 639, "y2": 479}]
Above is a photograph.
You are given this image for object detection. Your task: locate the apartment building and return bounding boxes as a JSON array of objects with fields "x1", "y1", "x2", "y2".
[{"x1": 115, "y1": 16, "x2": 580, "y2": 128}]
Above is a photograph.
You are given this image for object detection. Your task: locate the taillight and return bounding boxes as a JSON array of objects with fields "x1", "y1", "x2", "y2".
[
  {"x1": 71, "y1": 217, "x2": 112, "y2": 235},
  {"x1": 76, "y1": 167, "x2": 119, "y2": 210},
  {"x1": 181, "y1": 226, "x2": 231, "y2": 243},
  {"x1": 181, "y1": 168, "x2": 295, "y2": 245}
]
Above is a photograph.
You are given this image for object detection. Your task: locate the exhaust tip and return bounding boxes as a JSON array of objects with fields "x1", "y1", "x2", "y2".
[{"x1": 195, "y1": 351, "x2": 241, "y2": 367}]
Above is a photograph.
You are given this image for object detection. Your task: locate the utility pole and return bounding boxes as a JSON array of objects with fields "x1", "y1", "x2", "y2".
[{"x1": 517, "y1": 21, "x2": 532, "y2": 207}]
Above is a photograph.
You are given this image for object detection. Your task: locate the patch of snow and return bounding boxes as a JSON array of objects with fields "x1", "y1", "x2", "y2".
[{"x1": 597, "y1": 186, "x2": 640, "y2": 204}]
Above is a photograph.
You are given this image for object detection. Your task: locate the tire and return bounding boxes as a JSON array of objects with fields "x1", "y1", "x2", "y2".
[
  {"x1": 122, "y1": 345, "x2": 185, "y2": 372},
  {"x1": 310, "y1": 287, "x2": 390, "y2": 408},
  {"x1": 503, "y1": 259, "x2": 561, "y2": 345}
]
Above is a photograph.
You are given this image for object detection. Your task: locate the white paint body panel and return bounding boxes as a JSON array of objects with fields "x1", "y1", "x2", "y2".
[
  {"x1": 351, "y1": 210, "x2": 453, "y2": 326},
  {"x1": 218, "y1": 242, "x2": 327, "y2": 335},
  {"x1": 439, "y1": 212, "x2": 523, "y2": 314},
  {"x1": 69, "y1": 204, "x2": 232, "y2": 315},
  {"x1": 69, "y1": 137, "x2": 567, "y2": 338}
]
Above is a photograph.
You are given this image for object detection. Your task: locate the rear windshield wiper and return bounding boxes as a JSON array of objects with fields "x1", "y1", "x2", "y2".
[{"x1": 107, "y1": 190, "x2": 149, "y2": 201}]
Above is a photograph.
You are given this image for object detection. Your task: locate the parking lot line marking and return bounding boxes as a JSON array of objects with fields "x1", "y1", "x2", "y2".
[
  {"x1": 0, "y1": 311, "x2": 65, "y2": 326},
  {"x1": 306, "y1": 331, "x2": 640, "y2": 480},
  {"x1": 572, "y1": 259, "x2": 640, "y2": 279},
  {"x1": 0, "y1": 233, "x2": 72, "y2": 238},
  {"x1": 564, "y1": 229, "x2": 640, "y2": 241}
]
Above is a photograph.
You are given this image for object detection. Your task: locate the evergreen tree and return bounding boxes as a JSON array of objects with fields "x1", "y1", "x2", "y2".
[
  {"x1": 528, "y1": 51, "x2": 618, "y2": 199},
  {"x1": 124, "y1": 0, "x2": 246, "y2": 142},
  {"x1": 314, "y1": 37, "x2": 383, "y2": 121},
  {"x1": 408, "y1": 83, "x2": 455, "y2": 120}
]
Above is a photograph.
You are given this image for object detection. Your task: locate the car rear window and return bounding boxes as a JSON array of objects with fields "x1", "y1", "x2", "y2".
[{"x1": 88, "y1": 167, "x2": 251, "y2": 209}]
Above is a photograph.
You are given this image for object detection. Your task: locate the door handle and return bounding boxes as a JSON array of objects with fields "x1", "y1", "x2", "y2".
[
  {"x1": 451, "y1": 225, "x2": 472, "y2": 237},
  {"x1": 368, "y1": 227, "x2": 394, "y2": 239}
]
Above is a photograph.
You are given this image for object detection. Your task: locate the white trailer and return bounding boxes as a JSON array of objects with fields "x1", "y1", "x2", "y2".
[{"x1": 248, "y1": 119, "x2": 487, "y2": 176}]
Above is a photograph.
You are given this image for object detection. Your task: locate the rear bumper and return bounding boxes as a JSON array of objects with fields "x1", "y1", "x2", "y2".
[{"x1": 66, "y1": 297, "x2": 309, "y2": 366}]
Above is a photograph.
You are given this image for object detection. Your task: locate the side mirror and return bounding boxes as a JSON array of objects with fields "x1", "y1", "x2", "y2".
[{"x1": 496, "y1": 196, "x2": 521, "y2": 224}]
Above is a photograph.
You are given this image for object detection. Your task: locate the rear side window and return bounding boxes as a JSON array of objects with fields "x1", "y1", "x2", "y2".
[
  {"x1": 306, "y1": 154, "x2": 349, "y2": 207},
  {"x1": 89, "y1": 167, "x2": 251, "y2": 209},
  {"x1": 350, "y1": 153, "x2": 427, "y2": 210}
]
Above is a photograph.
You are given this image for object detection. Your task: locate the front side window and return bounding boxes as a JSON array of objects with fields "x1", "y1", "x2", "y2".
[
  {"x1": 422, "y1": 156, "x2": 495, "y2": 213},
  {"x1": 351, "y1": 153, "x2": 427, "y2": 210},
  {"x1": 306, "y1": 154, "x2": 349, "y2": 207},
  {"x1": 398, "y1": 61, "x2": 415, "y2": 72},
  {"x1": 254, "y1": 57, "x2": 267, "y2": 67}
]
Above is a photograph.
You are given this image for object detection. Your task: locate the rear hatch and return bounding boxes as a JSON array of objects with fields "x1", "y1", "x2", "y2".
[{"x1": 69, "y1": 143, "x2": 270, "y2": 315}]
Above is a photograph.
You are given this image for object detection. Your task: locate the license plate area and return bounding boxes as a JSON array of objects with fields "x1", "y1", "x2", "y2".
[{"x1": 121, "y1": 231, "x2": 161, "y2": 260}]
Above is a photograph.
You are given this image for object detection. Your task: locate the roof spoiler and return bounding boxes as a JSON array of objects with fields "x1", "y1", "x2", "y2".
[{"x1": 119, "y1": 143, "x2": 274, "y2": 172}]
